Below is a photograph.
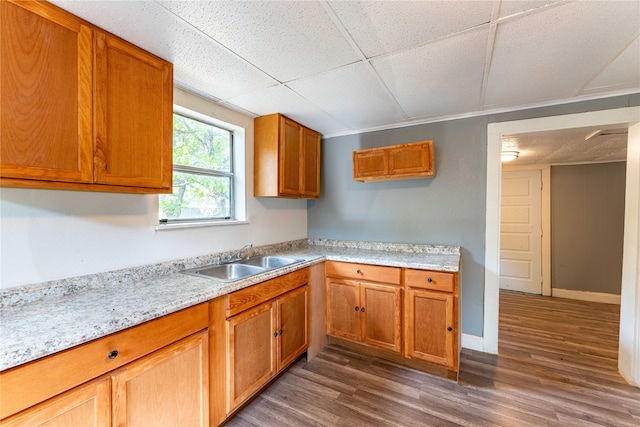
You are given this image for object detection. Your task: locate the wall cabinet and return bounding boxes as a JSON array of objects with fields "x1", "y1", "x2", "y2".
[
  {"x1": 254, "y1": 113, "x2": 321, "y2": 198},
  {"x1": 353, "y1": 140, "x2": 434, "y2": 182},
  {"x1": 0, "y1": 0, "x2": 173, "y2": 194},
  {"x1": 0, "y1": 304, "x2": 209, "y2": 424},
  {"x1": 325, "y1": 262, "x2": 402, "y2": 353}
]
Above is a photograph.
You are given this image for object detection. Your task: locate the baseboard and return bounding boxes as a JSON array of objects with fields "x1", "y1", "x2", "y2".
[
  {"x1": 461, "y1": 333, "x2": 484, "y2": 351},
  {"x1": 552, "y1": 288, "x2": 621, "y2": 304}
]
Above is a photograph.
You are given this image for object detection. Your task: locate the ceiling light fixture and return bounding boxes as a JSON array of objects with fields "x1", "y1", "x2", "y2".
[{"x1": 501, "y1": 150, "x2": 519, "y2": 162}]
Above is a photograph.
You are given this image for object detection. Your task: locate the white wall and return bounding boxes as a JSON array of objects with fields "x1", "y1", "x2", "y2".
[{"x1": 0, "y1": 88, "x2": 308, "y2": 289}]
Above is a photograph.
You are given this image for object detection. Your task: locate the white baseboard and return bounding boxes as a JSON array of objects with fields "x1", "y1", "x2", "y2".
[
  {"x1": 552, "y1": 288, "x2": 621, "y2": 304},
  {"x1": 461, "y1": 333, "x2": 484, "y2": 351}
]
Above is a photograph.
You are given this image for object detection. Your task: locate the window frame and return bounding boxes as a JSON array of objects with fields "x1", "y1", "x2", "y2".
[{"x1": 159, "y1": 110, "x2": 236, "y2": 224}]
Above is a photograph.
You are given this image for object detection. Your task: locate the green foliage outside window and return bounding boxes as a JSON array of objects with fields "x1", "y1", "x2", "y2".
[{"x1": 159, "y1": 113, "x2": 233, "y2": 221}]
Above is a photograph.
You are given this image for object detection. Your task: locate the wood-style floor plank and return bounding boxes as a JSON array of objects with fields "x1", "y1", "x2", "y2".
[{"x1": 225, "y1": 291, "x2": 639, "y2": 426}]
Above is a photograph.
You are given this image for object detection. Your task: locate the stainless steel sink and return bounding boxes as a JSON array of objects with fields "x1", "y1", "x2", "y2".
[
  {"x1": 240, "y1": 256, "x2": 302, "y2": 269},
  {"x1": 182, "y1": 255, "x2": 303, "y2": 282},
  {"x1": 184, "y1": 263, "x2": 265, "y2": 282}
]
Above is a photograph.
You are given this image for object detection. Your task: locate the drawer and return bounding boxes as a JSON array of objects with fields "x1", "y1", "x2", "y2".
[
  {"x1": 0, "y1": 303, "x2": 208, "y2": 420},
  {"x1": 226, "y1": 267, "x2": 310, "y2": 317},
  {"x1": 325, "y1": 261, "x2": 401, "y2": 285},
  {"x1": 405, "y1": 269, "x2": 455, "y2": 293}
]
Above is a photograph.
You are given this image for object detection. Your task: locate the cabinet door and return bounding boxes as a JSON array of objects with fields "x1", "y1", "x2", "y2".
[
  {"x1": 279, "y1": 117, "x2": 302, "y2": 196},
  {"x1": 388, "y1": 142, "x2": 433, "y2": 177},
  {"x1": 226, "y1": 302, "x2": 276, "y2": 413},
  {"x1": 326, "y1": 279, "x2": 360, "y2": 341},
  {"x1": 0, "y1": 0, "x2": 93, "y2": 183},
  {"x1": 111, "y1": 331, "x2": 209, "y2": 427},
  {"x1": 353, "y1": 149, "x2": 387, "y2": 180},
  {"x1": 361, "y1": 283, "x2": 402, "y2": 353},
  {"x1": 94, "y1": 31, "x2": 172, "y2": 190},
  {"x1": 300, "y1": 128, "x2": 320, "y2": 198},
  {"x1": 277, "y1": 286, "x2": 309, "y2": 370},
  {"x1": 405, "y1": 289, "x2": 455, "y2": 368},
  {"x1": 0, "y1": 379, "x2": 110, "y2": 427}
]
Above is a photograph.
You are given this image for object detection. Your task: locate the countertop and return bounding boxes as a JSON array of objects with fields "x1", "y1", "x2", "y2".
[{"x1": 0, "y1": 239, "x2": 460, "y2": 371}]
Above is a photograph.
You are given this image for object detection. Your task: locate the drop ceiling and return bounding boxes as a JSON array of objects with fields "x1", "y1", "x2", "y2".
[{"x1": 51, "y1": 0, "x2": 640, "y2": 138}]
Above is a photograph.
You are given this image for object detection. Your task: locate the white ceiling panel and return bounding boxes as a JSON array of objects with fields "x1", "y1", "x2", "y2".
[
  {"x1": 226, "y1": 85, "x2": 350, "y2": 134},
  {"x1": 485, "y1": 1, "x2": 640, "y2": 107},
  {"x1": 497, "y1": 0, "x2": 563, "y2": 19},
  {"x1": 328, "y1": 0, "x2": 493, "y2": 58},
  {"x1": 51, "y1": 0, "x2": 277, "y2": 100},
  {"x1": 584, "y1": 36, "x2": 640, "y2": 94},
  {"x1": 287, "y1": 63, "x2": 407, "y2": 130},
  {"x1": 372, "y1": 28, "x2": 489, "y2": 118},
  {"x1": 158, "y1": 0, "x2": 359, "y2": 83}
]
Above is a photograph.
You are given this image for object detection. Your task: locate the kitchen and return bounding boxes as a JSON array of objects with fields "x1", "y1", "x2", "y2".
[{"x1": 1, "y1": 0, "x2": 639, "y2": 426}]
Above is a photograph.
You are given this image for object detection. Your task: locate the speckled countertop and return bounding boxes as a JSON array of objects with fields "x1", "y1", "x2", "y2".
[{"x1": 0, "y1": 239, "x2": 460, "y2": 371}]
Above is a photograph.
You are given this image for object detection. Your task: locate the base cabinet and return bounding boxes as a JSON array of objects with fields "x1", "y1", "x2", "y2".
[
  {"x1": 0, "y1": 379, "x2": 111, "y2": 427},
  {"x1": 326, "y1": 262, "x2": 402, "y2": 353}
]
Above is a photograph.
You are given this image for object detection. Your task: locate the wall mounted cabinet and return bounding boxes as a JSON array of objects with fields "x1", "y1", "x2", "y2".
[
  {"x1": 0, "y1": 0, "x2": 173, "y2": 194},
  {"x1": 353, "y1": 140, "x2": 434, "y2": 182},
  {"x1": 254, "y1": 113, "x2": 320, "y2": 198}
]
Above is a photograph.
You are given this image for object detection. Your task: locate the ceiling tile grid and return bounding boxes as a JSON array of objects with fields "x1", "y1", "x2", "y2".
[{"x1": 48, "y1": 0, "x2": 639, "y2": 144}]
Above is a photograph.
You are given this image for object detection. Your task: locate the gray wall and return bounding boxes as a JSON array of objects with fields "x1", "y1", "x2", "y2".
[
  {"x1": 551, "y1": 162, "x2": 626, "y2": 294},
  {"x1": 308, "y1": 94, "x2": 639, "y2": 337}
]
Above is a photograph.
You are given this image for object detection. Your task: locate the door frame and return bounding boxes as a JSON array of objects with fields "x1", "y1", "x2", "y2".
[{"x1": 483, "y1": 106, "x2": 640, "y2": 387}]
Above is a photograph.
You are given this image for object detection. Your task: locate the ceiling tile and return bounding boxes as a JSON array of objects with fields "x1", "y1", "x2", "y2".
[
  {"x1": 372, "y1": 28, "x2": 489, "y2": 118},
  {"x1": 287, "y1": 62, "x2": 407, "y2": 130},
  {"x1": 584, "y1": 36, "x2": 640, "y2": 94},
  {"x1": 51, "y1": 0, "x2": 277, "y2": 99},
  {"x1": 498, "y1": 0, "x2": 563, "y2": 19},
  {"x1": 158, "y1": 0, "x2": 358, "y2": 83},
  {"x1": 328, "y1": 0, "x2": 493, "y2": 58},
  {"x1": 485, "y1": 1, "x2": 640, "y2": 107},
  {"x1": 226, "y1": 86, "x2": 350, "y2": 135}
]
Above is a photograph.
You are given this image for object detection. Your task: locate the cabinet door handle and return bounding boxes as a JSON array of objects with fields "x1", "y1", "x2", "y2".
[
  {"x1": 108, "y1": 350, "x2": 119, "y2": 360},
  {"x1": 427, "y1": 277, "x2": 433, "y2": 283},
  {"x1": 274, "y1": 332, "x2": 278, "y2": 338},
  {"x1": 356, "y1": 269, "x2": 362, "y2": 275},
  {"x1": 279, "y1": 329, "x2": 283, "y2": 335},
  {"x1": 355, "y1": 306, "x2": 359, "y2": 311},
  {"x1": 447, "y1": 327, "x2": 453, "y2": 332},
  {"x1": 360, "y1": 307, "x2": 365, "y2": 312}
]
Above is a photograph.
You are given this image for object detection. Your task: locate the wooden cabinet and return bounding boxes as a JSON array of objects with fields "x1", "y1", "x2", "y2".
[
  {"x1": 325, "y1": 262, "x2": 402, "y2": 353},
  {"x1": 254, "y1": 113, "x2": 321, "y2": 198},
  {"x1": 0, "y1": 0, "x2": 173, "y2": 194},
  {"x1": 353, "y1": 140, "x2": 434, "y2": 182},
  {"x1": 0, "y1": 379, "x2": 111, "y2": 427},
  {"x1": 0, "y1": 304, "x2": 209, "y2": 424},
  {"x1": 112, "y1": 331, "x2": 209, "y2": 427},
  {"x1": 404, "y1": 269, "x2": 459, "y2": 371},
  {"x1": 223, "y1": 269, "x2": 309, "y2": 414}
]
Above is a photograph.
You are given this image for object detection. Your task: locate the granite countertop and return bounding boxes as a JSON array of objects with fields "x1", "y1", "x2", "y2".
[{"x1": 0, "y1": 239, "x2": 460, "y2": 371}]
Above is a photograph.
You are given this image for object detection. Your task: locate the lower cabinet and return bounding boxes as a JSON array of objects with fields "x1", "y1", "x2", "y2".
[
  {"x1": 404, "y1": 289, "x2": 456, "y2": 369},
  {"x1": 226, "y1": 285, "x2": 308, "y2": 412},
  {"x1": 325, "y1": 262, "x2": 460, "y2": 379},
  {"x1": 0, "y1": 379, "x2": 111, "y2": 427},
  {"x1": 0, "y1": 304, "x2": 209, "y2": 426},
  {"x1": 111, "y1": 331, "x2": 209, "y2": 426},
  {"x1": 326, "y1": 278, "x2": 402, "y2": 353}
]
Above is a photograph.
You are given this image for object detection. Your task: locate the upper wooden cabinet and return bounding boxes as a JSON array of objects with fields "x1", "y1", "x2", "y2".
[
  {"x1": 254, "y1": 113, "x2": 321, "y2": 198},
  {"x1": 0, "y1": 0, "x2": 173, "y2": 193},
  {"x1": 353, "y1": 140, "x2": 434, "y2": 182}
]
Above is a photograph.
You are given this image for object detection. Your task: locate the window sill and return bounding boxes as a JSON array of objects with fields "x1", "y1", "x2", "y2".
[{"x1": 155, "y1": 219, "x2": 250, "y2": 231}]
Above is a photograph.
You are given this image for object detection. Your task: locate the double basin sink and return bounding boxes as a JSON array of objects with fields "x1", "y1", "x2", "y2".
[{"x1": 182, "y1": 256, "x2": 303, "y2": 282}]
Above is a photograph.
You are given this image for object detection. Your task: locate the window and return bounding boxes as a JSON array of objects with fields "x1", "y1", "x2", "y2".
[{"x1": 159, "y1": 112, "x2": 234, "y2": 223}]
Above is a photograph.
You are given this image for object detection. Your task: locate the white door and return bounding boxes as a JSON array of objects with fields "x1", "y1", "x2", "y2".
[{"x1": 500, "y1": 170, "x2": 542, "y2": 294}]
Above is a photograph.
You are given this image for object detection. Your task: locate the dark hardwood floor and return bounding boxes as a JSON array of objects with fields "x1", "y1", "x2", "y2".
[{"x1": 225, "y1": 291, "x2": 639, "y2": 426}]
